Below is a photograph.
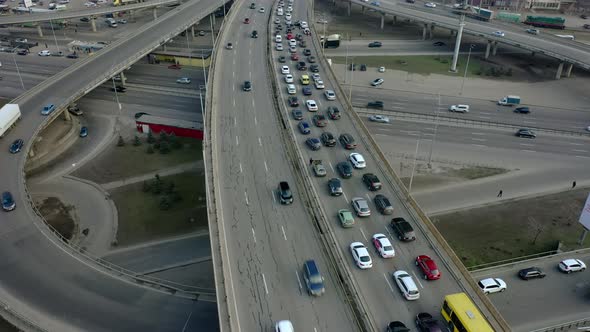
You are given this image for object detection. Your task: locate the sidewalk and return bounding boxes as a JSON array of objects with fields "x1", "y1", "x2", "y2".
[{"x1": 101, "y1": 161, "x2": 203, "y2": 190}]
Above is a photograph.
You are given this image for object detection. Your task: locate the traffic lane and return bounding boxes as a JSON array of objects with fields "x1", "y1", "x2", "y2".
[
  {"x1": 367, "y1": 119, "x2": 590, "y2": 158},
  {"x1": 472, "y1": 253, "x2": 590, "y2": 332}
]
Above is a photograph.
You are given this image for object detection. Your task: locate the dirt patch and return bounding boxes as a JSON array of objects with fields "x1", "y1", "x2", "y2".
[
  {"x1": 432, "y1": 188, "x2": 590, "y2": 268},
  {"x1": 35, "y1": 197, "x2": 76, "y2": 240},
  {"x1": 399, "y1": 162, "x2": 508, "y2": 191}
]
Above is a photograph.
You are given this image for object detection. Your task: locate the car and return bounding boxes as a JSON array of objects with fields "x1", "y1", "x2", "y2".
[
  {"x1": 362, "y1": 173, "x2": 382, "y2": 191},
  {"x1": 314, "y1": 80, "x2": 325, "y2": 89},
  {"x1": 349, "y1": 153, "x2": 366, "y2": 169},
  {"x1": 515, "y1": 128, "x2": 536, "y2": 138},
  {"x1": 289, "y1": 39, "x2": 297, "y2": 47},
  {"x1": 387, "y1": 321, "x2": 411, "y2": 332},
  {"x1": 337, "y1": 209, "x2": 355, "y2": 227},
  {"x1": 339, "y1": 133, "x2": 357, "y2": 149},
  {"x1": 297, "y1": 62, "x2": 307, "y2": 70},
  {"x1": 284, "y1": 74, "x2": 294, "y2": 83},
  {"x1": 300, "y1": 21, "x2": 309, "y2": 28},
  {"x1": 1, "y1": 192, "x2": 15, "y2": 212},
  {"x1": 38, "y1": 50, "x2": 51, "y2": 56},
  {"x1": 360, "y1": 64, "x2": 367, "y2": 71},
  {"x1": 17, "y1": 49, "x2": 29, "y2": 56},
  {"x1": 278, "y1": 55, "x2": 286, "y2": 63},
  {"x1": 320, "y1": 132, "x2": 336, "y2": 147},
  {"x1": 369, "y1": 115, "x2": 389, "y2": 123},
  {"x1": 134, "y1": 112, "x2": 149, "y2": 119},
  {"x1": 582, "y1": 14, "x2": 588, "y2": 19},
  {"x1": 41, "y1": 104, "x2": 56, "y2": 115},
  {"x1": 324, "y1": 90, "x2": 336, "y2": 101},
  {"x1": 478, "y1": 277, "x2": 507, "y2": 294},
  {"x1": 80, "y1": 17, "x2": 90, "y2": 22},
  {"x1": 449, "y1": 104, "x2": 470, "y2": 113},
  {"x1": 176, "y1": 77, "x2": 191, "y2": 84},
  {"x1": 302, "y1": 87, "x2": 312, "y2": 96},
  {"x1": 249, "y1": 2, "x2": 256, "y2": 8},
  {"x1": 276, "y1": 44, "x2": 283, "y2": 51},
  {"x1": 371, "y1": 1, "x2": 380, "y2": 5},
  {"x1": 558, "y1": 259, "x2": 586, "y2": 273},
  {"x1": 118, "y1": 19, "x2": 127, "y2": 24},
  {"x1": 514, "y1": 106, "x2": 530, "y2": 114},
  {"x1": 525, "y1": 28, "x2": 540, "y2": 35},
  {"x1": 290, "y1": 53, "x2": 299, "y2": 61},
  {"x1": 288, "y1": 96, "x2": 299, "y2": 107},
  {"x1": 415, "y1": 312, "x2": 444, "y2": 332},
  {"x1": 303, "y1": 49, "x2": 312, "y2": 56},
  {"x1": 371, "y1": 78, "x2": 384, "y2": 86},
  {"x1": 378, "y1": 66, "x2": 386, "y2": 73},
  {"x1": 328, "y1": 178, "x2": 343, "y2": 196},
  {"x1": 584, "y1": 24, "x2": 590, "y2": 29},
  {"x1": 493, "y1": 30, "x2": 505, "y2": 37},
  {"x1": 79, "y1": 126, "x2": 88, "y2": 137},
  {"x1": 287, "y1": 84, "x2": 296, "y2": 94},
  {"x1": 68, "y1": 105, "x2": 83, "y2": 116},
  {"x1": 349, "y1": 64, "x2": 357, "y2": 71},
  {"x1": 393, "y1": 271, "x2": 420, "y2": 300},
  {"x1": 313, "y1": 114, "x2": 327, "y2": 127},
  {"x1": 66, "y1": 53, "x2": 79, "y2": 59},
  {"x1": 306, "y1": 100, "x2": 318, "y2": 111},
  {"x1": 374, "y1": 194, "x2": 394, "y2": 215},
  {"x1": 350, "y1": 242, "x2": 372, "y2": 269},
  {"x1": 298, "y1": 121, "x2": 311, "y2": 134},
  {"x1": 309, "y1": 64, "x2": 319, "y2": 73},
  {"x1": 351, "y1": 197, "x2": 370, "y2": 217},
  {"x1": 306, "y1": 138, "x2": 321, "y2": 151},
  {"x1": 292, "y1": 109, "x2": 303, "y2": 120},
  {"x1": 198, "y1": 30, "x2": 206, "y2": 36},
  {"x1": 286, "y1": 33, "x2": 294, "y2": 40},
  {"x1": 299, "y1": 40, "x2": 307, "y2": 47},
  {"x1": 327, "y1": 106, "x2": 341, "y2": 120},
  {"x1": 168, "y1": 64, "x2": 182, "y2": 69},
  {"x1": 13, "y1": 38, "x2": 26, "y2": 43},
  {"x1": 433, "y1": 41, "x2": 446, "y2": 46},
  {"x1": 367, "y1": 101, "x2": 384, "y2": 109},
  {"x1": 390, "y1": 217, "x2": 416, "y2": 241},
  {"x1": 251, "y1": 30, "x2": 259, "y2": 38},
  {"x1": 111, "y1": 86, "x2": 127, "y2": 93},
  {"x1": 307, "y1": 56, "x2": 316, "y2": 63},
  {"x1": 303, "y1": 260, "x2": 325, "y2": 296},
  {"x1": 258, "y1": 7, "x2": 265, "y2": 12},
  {"x1": 518, "y1": 267, "x2": 546, "y2": 280},
  {"x1": 281, "y1": 65, "x2": 290, "y2": 74},
  {"x1": 285, "y1": 14, "x2": 292, "y2": 20},
  {"x1": 337, "y1": 162, "x2": 353, "y2": 179},
  {"x1": 372, "y1": 234, "x2": 395, "y2": 258},
  {"x1": 244, "y1": 18, "x2": 250, "y2": 24},
  {"x1": 368, "y1": 41, "x2": 382, "y2": 48},
  {"x1": 243, "y1": 81, "x2": 252, "y2": 91},
  {"x1": 278, "y1": 181, "x2": 293, "y2": 204},
  {"x1": 311, "y1": 73, "x2": 320, "y2": 81},
  {"x1": 9, "y1": 139, "x2": 24, "y2": 154},
  {"x1": 416, "y1": 255, "x2": 441, "y2": 280}
]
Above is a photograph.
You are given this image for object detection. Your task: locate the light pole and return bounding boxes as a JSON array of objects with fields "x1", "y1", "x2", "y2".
[
  {"x1": 198, "y1": 85, "x2": 205, "y2": 115},
  {"x1": 344, "y1": 33, "x2": 349, "y2": 84},
  {"x1": 450, "y1": 14, "x2": 465, "y2": 72},
  {"x1": 11, "y1": 48, "x2": 25, "y2": 90},
  {"x1": 459, "y1": 44, "x2": 475, "y2": 95},
  {"x1": 348, "y1": 57, "x2": 354, "y2": 103},
  {"x1": 185, "y1": 28, "x2": 192, "y2": 64},
  {"x1": 49, "y1": 18, "x2": 60, "y2": 54},
  {"x1": 408, "y1": 134, "x2": 421, "y2": 193},
  {"x1": 111, "y1": 77, "x2": 122, "y2": 134},
  {"x1": 321, "y1": 20, "x2": 327, "y2": 56},
  {"x1": 427, "y1": 93, "x2": 441, "y2": 168}
]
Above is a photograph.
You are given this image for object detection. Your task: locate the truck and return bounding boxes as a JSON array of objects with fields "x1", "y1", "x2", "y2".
[
  {"x1": 0, "y1": 104, "x2": 21, "y2": 138},
  {"x1": 472, "y1": 7, "x2": 494, "y2": 21},
  {"x1": 496, "y1": 11, "x2": 521, "y2": 23},
  {"x1": 497, "y1": 95, "x2": 521, "y2": 106},
  {"x1": 524, "y1": 16, "x2": 565, "y2": 29}
]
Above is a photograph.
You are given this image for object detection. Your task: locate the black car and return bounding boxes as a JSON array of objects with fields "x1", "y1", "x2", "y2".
[
  {"x1": 360, "y1": 64, "x2": 367, "y2": 71},
  {"x1": 243, "y1": 80, "x2": 252, "y2": 91},
  {"x1": 328, "y1": 178, "x2": 343, "y2": 196},
  {"x1": 391, "y1": 217, "x2": 416, "y2": 241},
  {"x1": 309, "y1": 64, "x2": 319, "y2": 73},
  {"x1": 66, "y1": 53, "x2": 79, "y2": 59},
  {"x1": 387, "y1": 321, "x2": 410, "y2": 332},
  {"x1": 134, "y1": 112, "x2": 149, "y2": 119},
  {"x1": 433, "y1": 41, "x2": 446, "y2": 46},
  {"x1": 303, "y1": 49, "x2": 312, "y2": 56},
  {"x1": 307, "y1": 56, "x2": 316, "y2": 63},
  {"x1": 80, "y1": 17, "x2": 90, "y2": 22},
  {"x1": 368, "y1": 41, "x2": 382, "y2": 48},
  {"x1": 292, "y1": 109, "x2": 303, "y2": 120},
  {"x1": 303, "y1": 259, "x2": 325, "y2": 296},
  {"x1": 297, "y1": 61, "x2": 307, "y2": 70},
  {"x1": 279, "y1": 56, "x2": 286, "y2": 63},
  {"x1": 302, "y1": 87, "x2": 312, "y2": 95},
  {"x1": 362, "y1": 173, "x2": 382, "y2": 191},
  {"x1": 251, "y1": 30, "x2": 259, "y2": 38},
  {"x1": 278, "y1": 181, "x2": 293, "y2": 204},
  {"x1": 320, "y1": 132, "x2": 336, "y2": 147},
  {"x1": 415, "y1": 313, "x2": 444, "y2": 332},
  {"x1": 9, "y1": 139, "x2": 24, "y2": 154},
  {"x1": 336, "y1": 161, "x2": 353, "y2": 178},
  {"x1": 17, "y1": 49, "x2": 29, "y2": 55},
  {"x1": 339, "y1": 133, "x2": 357, "y2": 149},
  {"x1": 515, "y1": 128, "x2": 536, "y2": 138},
  {"x1": 327, "y1": 106, "x2": 341, "y2": 120},
  {"x1": 288, "y1": 96, "x2": 299, "y2": 107},
  {"x1": 111, "y1": 86, "x2": 126, "y2": 92},
  {"x1": 518, "y1": 267, "x2": 546, "y2": 280},
  {"x1": 299, "y1": 40, "x2": 307, "y2": 47},
  {"x1": 1, "y1": 191, "x2": 15, "y2": 212},
  {"x1": 514, "y1": 106, "x2": 530, "y2": 114},
  {"x1": 306, "y1": 137, "x2": 321, "y2": 151},
  {"x1": 367, "y1": 101, "x2": 384, "y2": 109},
  {"x1": 374, "y1": 194, "x2": 394, "y2": 215}
]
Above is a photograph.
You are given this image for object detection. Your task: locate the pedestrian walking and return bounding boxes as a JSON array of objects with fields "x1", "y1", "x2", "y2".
[
  {"x1": 572, "y1": 181, "x2": 577, "y2": 189},
  {"x1": 309, "y1": 158, "x2": 313, "y2": 165},
  {"x1": 497, "y1": 190, "x2": 503, "y2": 198}
]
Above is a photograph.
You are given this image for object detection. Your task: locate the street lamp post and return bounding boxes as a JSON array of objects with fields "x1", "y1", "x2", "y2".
[
  {"x1": 348, "y1": 58, "x2": 354, "y2": 103},
  {"x1": 459, "y1": 44, "x2": 475, "y2": 95},
  {"x1": 11, "y1": 47, "x2": 26, "y2": 90},
  {"x1": 408, "y1": 135, "x2": 421, "y2": 193},
  {"x1": 427, "y1": 93, "x2": 441, "y2": 168},
  {"x1": 49, "y1": 18, "x2": 60, "y2": 54}
]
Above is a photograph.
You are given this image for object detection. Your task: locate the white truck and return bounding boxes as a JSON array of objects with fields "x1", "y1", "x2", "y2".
[{"x1": 0, "y1": 104, "x2": 22, "y2": 138}]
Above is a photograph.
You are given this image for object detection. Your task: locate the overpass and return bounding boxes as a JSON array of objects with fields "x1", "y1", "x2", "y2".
[{"x1": 0, "y1": 0, "x2": 228, "y2": 330}]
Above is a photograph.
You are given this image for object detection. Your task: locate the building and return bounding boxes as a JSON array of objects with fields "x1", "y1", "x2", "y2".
[{"x1": 135, "y1": 114, "x2": 203, "y2": 140}]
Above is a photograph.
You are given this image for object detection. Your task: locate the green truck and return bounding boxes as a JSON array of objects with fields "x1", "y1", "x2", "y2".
[
  {"x1": 496, "y1": 12, "x2": 521, "y2": 23},
  {"x1": 524, "y1": 16, "x2": 565, "y2": 29}
]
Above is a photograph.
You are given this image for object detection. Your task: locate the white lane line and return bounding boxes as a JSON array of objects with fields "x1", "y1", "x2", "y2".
[
  {"x1": 471, "y1": 138, "x2": 486, "y2": 142},
  {"x1": 329, "y1": 161, "x2": 334, "y2": 172},
  {"x1": 272, "y1": 189, "x2": 277, "y2": 203},
  {"x1": 244, "y1": 191, "x2": 249, "y2": 205},
  {"x1": 239, "y1": 163, "x2": 243, "y2": 173},
  {"x1": 411, "y1": 271, "x2": 425, "y2": 289},
  {"x1": 233, "y1": 99, "x2": 236, "y2": 107},
  {"x1": 281, "y1": 225, "x2": 287, "y2": 241},
  {"x1": 480, "y1": 112, "x2": 491, "y2": 115},
  {"x1": 471, "y1": 132, "x2": 486, "y2": 135},
  {"x1": 422, "y1": 133, "x2": 434, "y2": 137},
  {"x1": 234, "y1": 117, "x2": 237, "y2": 127},
  {"x1": 235, "y1": 135, "x2": 239, "y2": 146},
  {"x1": 262, "y1": 273, "x2": 269, "y2": 295},
  {"x1": 401, "y1": 130, "x2": 419, "y2": 136},
  {"x1": 519, "y1": 143, "x2": 534, "y2": 147},
  {"x1": 366, "y1": 193, "x2": 371, "y2": 200},
  {"x1": 523, "y1": 120, "x2": 537, "y2": 124},
  {"x1": 570, "y1": 142, "x2": 583, "y2": 146},
  {"x1": 295, "y1": 270, "x2": 303, "y2": 291},
  {"x1": 314, "y1": 328, "x2": 318, "y2": 332},
  {"x1": 252, "y1": 99, "x2": 255, "y2": 108},
  {"x1": 383, "y1": 273, "x2": 395, "y2": 293},
  {"x1": 572, "y1": 149, "x2": 588, "y2": 153},
  {"x1": 472, "y1": 144, "x2": 487, "y2": 148},
  {"x1": 343, "y1": 192, "x2": 348, "y2": 202},
  {"x1": 521, "y1": 149, "x2": 536, "y2": 153},
  {"x1": 384, "y1": 226, "x2": 394, "y2": 238},
  {"x1": 233, "y1": 84, "x2": 235, "y2": 92},
  {"x1": 576, "y1": 155, "x2": 590, "y2": 159},
  {"x1": 264, "y1": 161, "x2": 269, "y2": 172},
  {"x1": 359, "y1": 228, "x2": 368, "y2": 242},
  {"x1": 254, "y1": 115, "x2": 258, "y2": 125},
  {"x1": 477, "y1": 116, "x2": 491, "y2": 120},
  {"x1": 423, "y1": 127, "x2": 435, "y2": 131},
  {"x1": 252, "y1": 228, "x2": 257, "y2": 243},
  {"x1": 258, "y1": 137, "x2": 262, "y2": 146}
]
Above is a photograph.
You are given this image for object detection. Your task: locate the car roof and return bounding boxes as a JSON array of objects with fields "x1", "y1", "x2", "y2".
[
  {"x1": 479, "y1": 278, "x2": 500, "y2": 286},
  {"x1": 304, "y1": 260, "x2": 320, "y2": 275},
  {"x1": 562, "y1": 258, "x2": 581, "y2": 265}
]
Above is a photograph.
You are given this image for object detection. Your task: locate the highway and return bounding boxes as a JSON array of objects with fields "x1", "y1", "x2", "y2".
[{"x1": 0, "y1": 0, "x2": 226, "y2": 330}]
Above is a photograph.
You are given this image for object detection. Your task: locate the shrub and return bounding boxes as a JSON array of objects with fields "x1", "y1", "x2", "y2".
[
  {"x1": 147, "y1": 132, "x2": 156, "y2": 144},
  {"x1": 133, "y1": 135, "x2": 142, "y2": 146},
  {"x1": 159, "y1": 141, "x2": 171, "y2": 154},
  {"x1": 146, "y1": 145, "x2": 154, "y2": 154},
  {"x1": 117, "y1": 135, "x2": 125, "y2": 146},
  {"x1": 159, "y1": 195, "x2": 172, "y2": 210}
]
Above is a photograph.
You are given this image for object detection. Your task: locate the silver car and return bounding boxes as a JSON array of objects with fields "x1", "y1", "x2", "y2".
[
  {"x1": 369, "y1": 115, "x2": 390, "y2": 123},
  {"x1": 351, "y1": 197, "x2": 371, "y2": 217}
]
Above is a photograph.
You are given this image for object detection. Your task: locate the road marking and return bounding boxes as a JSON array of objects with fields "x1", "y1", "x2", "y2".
[
  {"x1": 519, "y1": 143, "x2": 534, "y2": 147},
  {"x1": 343, "y1": 192, "x2": 348, "y2": 202},
  {"x1": 383, "y1": 273, "x2": 395, "y2": 293},
  {"x1": 252, "y1": 99, "x2": 255, "y2": 108},
  {"x1": 366, "y1": 193, "x2": 371, "y2": 200},
  {"x1": 233, "y1": 99, "x2": 236, "y2": 107},
  {"x1": 423, "y1": 127, "x2": 435, "y2": 131},
  {"x1": 264, "y1": 161, "x2": 269, "y2": 172},
  {"x1": 234, "y1": 117, "x2": 237, "y2": 127},
  {"x1": 471, "y1": 132, "x2": 485, "y2": 135},
  {"x1": 181, "y1": 311, "x2": 193, "y2": 332},
  {"x1": 471, "y1": 144, "x2": 487, "y2": 148},
  {"x1": 401, "y1": 130, "x2": 419, "y2": 136},
  {"x1": 572, "y1": 149, "x2": 588, "y2": 153},
  {"x1": 359, "y1": 228, "x2": 368, "y2": 242},
  {"x1": 281, "y1": 226, "x2": 287, "y2": 241},
  {"x1": 471, "y1": 138, "x2": 486, "y2": 142},
  {"x1": 244, "y1": 192, "x2": 249, "y2": 205},
  {"x1": 272, "y1": 189, "x2": 276, "y2": 203},
  {"x1": 326, "y1": 161, "x2": 334, "y2": 172},
  {"x1": 252, "y1": 228, "x2": 257, "y2": 243},
  {"x1": 411, "y1": 271, "x2": 425, "y2": 289},
  {"x1": 520, "y1": 149, "x2": 536, "y2": 153},
  {"x1": 523, "y1": 120, "x2": 537, "y2": 124},
  {"x1": 477, "y1": 116, "x2": 491, "y2": 119},
  {"x1": 480, "y1": 112, "x2": 491, "y2": 115},
  {"x1": 258, "y1": 137, "x2": 262, "y2": 146},
  {"x1": 239, "y1": 163, "x2": 243, "y2": 173},
  {"x1": 262, "y1": 273, "x2": 269, "y2": 295},
  {"x1": 295, "y1": 270, "x2": 303, "y2": 290},
  {"x1": 576, "y1": 155, "x2": 590, "y2": 159},
  {"x1": 254, "y1": 115, "x2": 257, "y2": 125},
  {"x1": 384, "y1": 226, "x2": 394, "y2": 238},
  {"x1": 569, "y1": 142, "x2": 583, "y2": 146},
  {"x1": 235, "y1": 135, "x2": 239, "y2": 145},
  {"x1": 422, "y1": 133, "x2": 434, "y2": 137},
  {"x1": 314, "y1": 328, "x2": 318, "y2": 332}
]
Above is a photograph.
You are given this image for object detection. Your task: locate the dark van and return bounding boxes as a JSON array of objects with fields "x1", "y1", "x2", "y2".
[{"x1": 278, "y1": 181, "x2": 293, "y2": 205}]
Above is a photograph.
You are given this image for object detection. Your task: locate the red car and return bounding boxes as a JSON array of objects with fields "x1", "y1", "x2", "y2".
[
  {"x1": 244, "y1": 18, "x2": 250, "y2": 24},
  {"x1": 415, "y1": 255, "x2": 441, "y2": 280},
  {"x1": 168, "y1": 64, "x2": 182, "y2": 69},
  {"x1": 291, "y1": 54, "x2": 299, "y2": 61},
  {"x1": 286, "y1": 33, "x2": 293, "y2": 40}
]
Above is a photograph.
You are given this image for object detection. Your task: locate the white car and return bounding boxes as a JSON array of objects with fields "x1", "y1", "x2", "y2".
[
  {"x1": 525, "y1": 28, "x2": 540, "y2": 35},
  {"x1": 286, "y1": 14, "x2": 292, "y2": 20},
  {"x1": 424, "y1": 2, "x2": 436, "y2": 7},
  {"x1": 311, "y1": 73, "x2": 321, "y2": 81},
  {"x1": 275, "y1": 18, "x2": 281, "y2": 24},
  {"x1": 378, "y1": 66, "x2": 385, "y2": 73},
  {"x1": 287, "y1": 6, "x2": 293, "y2": 11},
  {"x1": 275, "y1": 320, "x2": 294, "y2": 332},
  {"x1": 324, "y1": 90, "x2": 336, "y2": 100},
  {"x1": 449, "y1": 104, "x2": 470, "y2": 113},
  {"x1": 393, "y1": 271, "x2": 420, "y2": 300},
  {"x1": 369, "y1": 115, "x2": 390, "y2": 123},
  {"x1": 276, "y1": 44, "x2": 284, "y2": 51},
  {"x1": 372, "y1": 233, "x2": 395, "y2": 258},
  {"x1": 300, "y1": 21, "x2": 308, "y2": 28},
  {"x1": 478, "y1": 278, "x2": 507, "y2": 294},
  {"x1": 558, "y1": 259, "x2": 586, "y2": 273},
  {"x1": 176, "y1": 77, "x2": 191, "y2": 84},
  {"x1": 284, "y1": 74, "x2": 294, "y2": 83},
  {"x1": 349, "y1": 153, "x2": 366, "y2": 169},
  {"x1": 371, "y1": 78, "x2": 384, "y2": 86},
  {"x1": 350, "y1": 242, "x2": 372, "y2": 269},
  {"x1": 287, "y1": 84, "x2": 296, "y2": 94},
  {"x1": 493, "y1": 30, "x2": 505, "y2": 37},
  {"x1": 281, "y1": 65, "x2": 290, "y2": 74},
  {"x1": 38, "y1": 50, "x2": 51, "y2": 56},
  {"x1": 586, "y1": 126, "x2": 590, "y2": 132},
  {"x1": 289, "y1": 39, "x2": 297, "y2": 47},
  {"x1": 259, "y1": 7, "x2": 265, "y2": 12},
  {"x1": 306, "y1": 100, "x2": 318, "y2": 111},
  {"x1": 314, "y1": 80, "x2": 325, "y2": 89},
  {"x1": 84, "y1": 2, "x2": 97, "y2": 7},
  {"x1": 289, "y1": 45, "x2": 297, "y2": 53},
  {"x1": 276, "y1": 35, "x2": 283, "y2": 43}
]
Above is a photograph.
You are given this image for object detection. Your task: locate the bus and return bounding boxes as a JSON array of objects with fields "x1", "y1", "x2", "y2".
[
  {"x1": 441, "y1": 293, "x2": 494, "y2": 332},
  {"x1": 320, "y1": 34, "x2": 341, "y2": 48}
]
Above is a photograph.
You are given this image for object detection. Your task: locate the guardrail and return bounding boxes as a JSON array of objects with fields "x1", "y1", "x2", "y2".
[
  {"x1": 315, "y1": 11, "x2": 513, "y2": 332},
  {"x1": 355, "y1": 107, "x2": 590, "y2": 138},
  {"x1": 466, "y1": 250, "x2": 558, "y2": 271},
  {"x1": 530, "y1": 318, "x2": 590, "y2": 332}
]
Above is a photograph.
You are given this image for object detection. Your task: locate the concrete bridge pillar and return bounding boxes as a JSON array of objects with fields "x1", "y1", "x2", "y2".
[
  {"x1": 361, "y1": 5, "x2": 365, "y2": 13},
  {"x1": 191, "y1": 25, "x2": 196, "y2": 37},
  {"x1": 211, "y1": 13, "x2": 216, "y2": 26},
  {"x1": 555, "y1": 62, "x2": 564, "y2": 79},
  {"x1": 28, "y1": 149, "x2": 35, "y2": 158},
  {"x1": 120, "y1": 72, "x2": 127, "y2": 86},
  {"x1": 565, "y1": 63, "x2": 573, "y2": 78},
  {"x1": 37, "y1": 25, "x2": 44, "y2": 37},
  {"x1": 393, "y1": 15, "x2": 397, "y2": 24},
  {"x1": 90, "y1": 18, "x2": 97, "y2": 32},
  {"x1": 380, "y1": 13, "x2": 385, "y2": 30},
  {"x1": 428, "y1": 24, "x2": 433, "y2": 39},
  {"x1": 63, "y1": 109, "x2": 71, "y2": 121},
  {"x1": 491, "y1": 41, "x2": 498, "y2": 56},
  {"x1": 348, "y1": 1, "x2": 352, "y2": 16},
  {"x1": 422, "y1": 24, "x2": 428, "y2": 40},
  {"x1": 484, "y1": 40, "x2": 491, "y2": 59},
  {"x1": 163, "y1": 43, "x2": 167, "y2": 51},
  {"x1": 153, "y1": 8, "x2": 158, "y2": 20},
  {"x1": 531, "y1": 51, "x2": 535, "y2": 57}
]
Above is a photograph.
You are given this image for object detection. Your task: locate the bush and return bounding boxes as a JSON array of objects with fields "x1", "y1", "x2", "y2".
[
  {"x1": 142, "y1": 181, "x2": 151, "y2": 192},
  {"x1": 146, "y1": 145, "x2": 154, "y2": 154},
  {"x1": 154, "y1": 141, "x2": 160, "y2": 150},
  {"x1": 147, "y1": 132, "x2": 156, "y2": 144},
  {"x1": 165, "y1": 182, "x2": 175, "y2": 194},
  {"x1": 133, "y1": 135, "x2": 142, "y2": 146},
  {"x1": 169, "y1": 132, "x2": 181, "y2": 149},
  {"x1": 159, "y1": 131, "x2": 168, "y2": 142},
  {"x1": 159, "y1": 195, "x2": 172, "y2": 210},
  {"x1": 506, "y1": 68, "x2": 513, "y2": 76},
  {"x1": 117, "y1": 135, "x2": 125, "y2": 147},
  {"x1": 159, "y1": 141, "x2": 171, "y2": 154}
]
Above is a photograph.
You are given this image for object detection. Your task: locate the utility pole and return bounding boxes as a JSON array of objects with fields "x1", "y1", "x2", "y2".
[{"x1": 450, "y1": 14, "x2": 465, "y2": 72}]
